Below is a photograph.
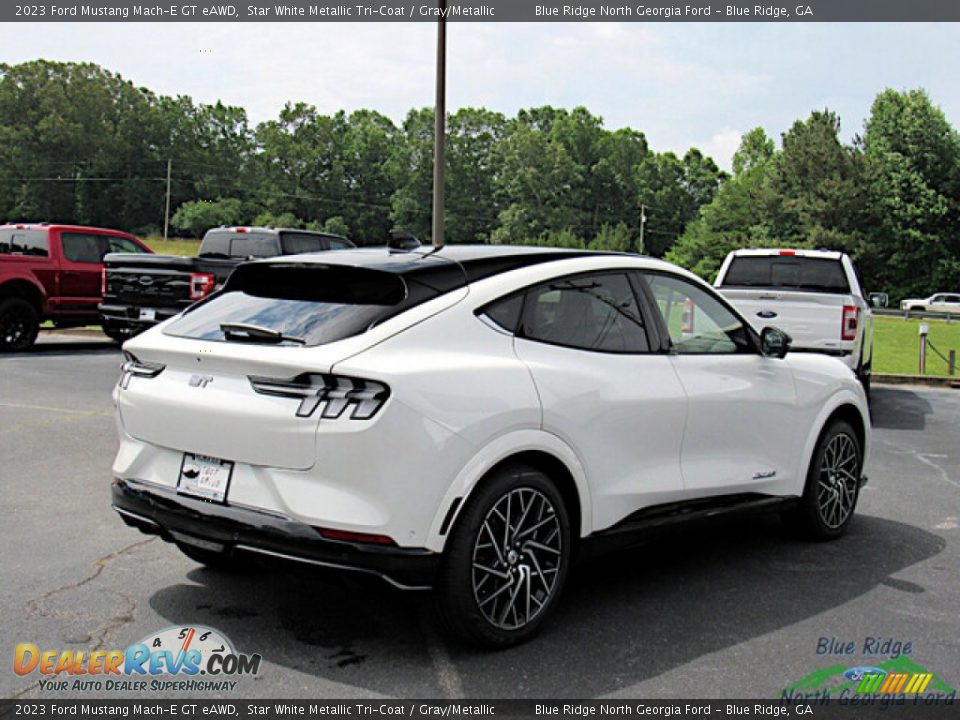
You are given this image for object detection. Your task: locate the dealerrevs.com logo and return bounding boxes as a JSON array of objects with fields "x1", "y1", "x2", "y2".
[{"x1": 14, "y1": 625, "x2": 261, "y2": 693}]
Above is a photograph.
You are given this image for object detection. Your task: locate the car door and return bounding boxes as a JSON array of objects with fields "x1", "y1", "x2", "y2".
[
  {"x1": 640, "y1": 271, "x2": 799, "y2": 497},
  {"x1": 508, "y1": 270, "x2": 688, "y2": 532},
  {"x1": 57, "y1": 231, "x2": 107, "y2": 312}
]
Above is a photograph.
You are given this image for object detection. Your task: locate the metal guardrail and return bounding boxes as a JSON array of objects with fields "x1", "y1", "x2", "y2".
[{"x1": 873, "y1": 308, "x2": 959, "y2": 321}]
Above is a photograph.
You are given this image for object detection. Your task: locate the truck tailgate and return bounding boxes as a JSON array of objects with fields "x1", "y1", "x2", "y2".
[
  {"x1": 103, "y1": 253, "x2": 196, "y2": 308},
  {"x1": 718, "y1": 288, "x2": 850, "y2": 351}
]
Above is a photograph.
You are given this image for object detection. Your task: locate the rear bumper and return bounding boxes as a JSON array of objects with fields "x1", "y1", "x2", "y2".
[
  {"x1": 111, "y1": 478, "x2": 439, "y2": 590},
  {"x1": 99, "y1": 302, "x2": 184, "y2": 329}
]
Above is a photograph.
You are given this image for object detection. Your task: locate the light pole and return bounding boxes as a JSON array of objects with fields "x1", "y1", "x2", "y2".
[{"x1": 431, "y1": 0, "x2": 446, "y2": 247}]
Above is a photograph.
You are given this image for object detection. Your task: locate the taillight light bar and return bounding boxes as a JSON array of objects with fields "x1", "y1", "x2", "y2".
[
  {"x1": 119, "y1": 352, "x2": 166, "y2": 389},
  {"x1": 248, "y1": 373, "x2": 390, "y2": 420},
  {"x1": 189, "y1": 272, "x2": 216, "y2": 300},
  {"x1": 841, "y1": 305, "x2": 859, "y2": 341}
]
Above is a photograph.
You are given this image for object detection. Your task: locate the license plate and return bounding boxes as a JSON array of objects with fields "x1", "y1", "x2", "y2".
[
  {"x1": 177, "y1": 454, "x2": 233, "y2": 503},
  {"x1": 139, "y1": 309, "x2": 156, "y2": 321}
]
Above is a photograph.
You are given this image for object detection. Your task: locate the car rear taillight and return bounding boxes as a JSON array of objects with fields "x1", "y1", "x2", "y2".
[
  {"x1": 119, "y1": 352, "x2": 165, "y2": 389},
  {"x1": 779, "y1": 250, "x2": 796, "y2": 256},
  {"x1": 101, "y1": 267, "x2": 107, "y2": 296},
  {"x1": 841, "y1": 305, "x2": 859, "y2": 341},
  {"x1": 189, "y1": 272, "x2": 215, "y2": 300},
  {"x1": 248, "y1": 373, "x2": 390, "y2": 420}
]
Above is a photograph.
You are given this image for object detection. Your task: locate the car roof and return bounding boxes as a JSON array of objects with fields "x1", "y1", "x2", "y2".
[
  {"x1": 208, "y1": 226, "x2": 346, "y2": 238},
  {"x1": 0, "y1": 223, "x2": 136, "y2": 236},
  {"x1": 729, "y1": 248, "x2": 845, "y2": 260},
  {"x1": 251, "y1": 244, "x2": 636, "y2": 284}
]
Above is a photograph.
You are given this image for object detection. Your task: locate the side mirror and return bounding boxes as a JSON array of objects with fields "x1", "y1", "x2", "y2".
[
  {"x1": 761, "y1": 326, "x2": 791, "y2": 359},
  {"x1": 868, "y1": 292, "x2": 888, "y2": 309}
]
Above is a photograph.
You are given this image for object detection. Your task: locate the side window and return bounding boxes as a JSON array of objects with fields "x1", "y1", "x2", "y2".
[
  {"x1": 105, "y1": 236, "x2": 147, "y2": 254},
  {"x1": 520, "y1": 272, "x2": 650, "y2": 353},
  {"x1": 645, "y1": 273, "x2": 753, "y2": 355},
  {"x1": 281, "y1": 233, "x2": 325, "y2": 254},
  {"x1": 326, "y1": 238, "x2": 352, "y2": 250},
  {"x1": 0, "y1": 229, "x2": 49, "y2": 257},
  {"x1": 61, "y1": 232, "x2": 105, "y2": 263},
  {"x1": 478, "y1": 293, "x2": 524, "y2": 333}
]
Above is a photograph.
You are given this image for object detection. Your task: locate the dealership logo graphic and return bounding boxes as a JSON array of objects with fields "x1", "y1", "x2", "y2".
[
  {"x1": 14, "y1": 625, "x2": 260, "y2": 690},
  {"x1": 782, "y1": 655, "x2": 955, "y2": 700}
]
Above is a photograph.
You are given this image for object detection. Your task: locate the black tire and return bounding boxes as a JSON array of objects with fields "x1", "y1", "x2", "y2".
[
  {"x1": 102, "y1": 326, "x2": 132, "y2": 344},
  {"x1": 783, "y1": 420, "x2": 863, "y2": 541},
  {"x1": 433, "y1": 464, "x2": 571, "y2": 648},
  {"x1": 176, "y1": 543, "x2": 251, "y2": 572},
  {"x1": 857, "y1": 359, "x2": 871, "y2": 401},
  {"x1": 0, "y1": 297, "x2": 40, "y2": 352}
]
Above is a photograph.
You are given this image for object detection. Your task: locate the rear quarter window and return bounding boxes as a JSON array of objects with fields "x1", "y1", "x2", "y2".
[
  {"x1": 721, "y1": 256, "x2": 850, "y2": 294},
  {"x1": 0, "y1": 229, "x2": 49, "y2": 257}
]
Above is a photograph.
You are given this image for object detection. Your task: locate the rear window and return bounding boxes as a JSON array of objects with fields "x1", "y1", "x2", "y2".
[
  {"x1": 200, "y1": 231, "x2": 279, "y2": 258},
  {"x1": 0, "y1": 229, "x2": 48, "y2": 257},
  {"x1": 164, "y1": 265, "x2": 407, "y2": 347},
  {"x1": 721, "y1": 256, "x2": 850, "y2": 294}
]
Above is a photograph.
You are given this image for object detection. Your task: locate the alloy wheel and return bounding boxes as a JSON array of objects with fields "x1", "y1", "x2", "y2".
[
  {"x1": 816, "y1": 432, "x2": 860, "y2": 529},
  {"x1": 471, "y1": 487, "x2": 563, "y2": 631}
]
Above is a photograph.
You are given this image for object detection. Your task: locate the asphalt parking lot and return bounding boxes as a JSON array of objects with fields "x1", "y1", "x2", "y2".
[{"x1": 2, "y1": 332, "x2": 959, "y2": 700}]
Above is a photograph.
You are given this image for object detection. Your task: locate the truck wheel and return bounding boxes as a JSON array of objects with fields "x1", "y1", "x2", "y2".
[
  {"x1": 433, "y1": 463, "x2": 571, "y2": 648},
  {"x1": 859, "y1": 367, "x2": 871, "y2": 400},
  {"x1": 782, "y1": 419, "x2": 863, "y2": 541},
  {"x1": 0, "y1": 297, "x2": 40, "y2": 351},
  {"x1": 102, "y1": 326, "x2": 133, "y2": 344}
]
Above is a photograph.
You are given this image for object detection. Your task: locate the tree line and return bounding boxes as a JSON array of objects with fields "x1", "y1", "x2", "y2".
[{"x1": 1, "y1": 60, "x2": 957, "y2": 299}]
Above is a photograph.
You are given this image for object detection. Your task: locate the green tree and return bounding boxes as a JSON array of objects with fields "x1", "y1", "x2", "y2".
[
  {"x1": 589, "y1": 222, "x2": 632, "y2": 252},
  {"x1": 171, "y1": 198, "x2": 244, "y2": 238},
  {"x1": 860, "y1": 89, "x2": 960, "y2": 299}
]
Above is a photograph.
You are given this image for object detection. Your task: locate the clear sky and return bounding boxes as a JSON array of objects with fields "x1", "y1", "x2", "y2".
[{"x1": 6, "y1": 22, "x2": 958, "y2": 169}]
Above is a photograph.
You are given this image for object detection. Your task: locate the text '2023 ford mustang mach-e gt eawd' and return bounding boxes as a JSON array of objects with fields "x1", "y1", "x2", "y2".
[{"x1": 110, "y1": 245, "x2": 869, "y2": 647}]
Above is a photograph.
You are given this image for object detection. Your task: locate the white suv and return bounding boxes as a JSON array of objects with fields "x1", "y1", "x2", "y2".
[{"x1": 111, "y1": 245, "x2": 869, "y2": 647}]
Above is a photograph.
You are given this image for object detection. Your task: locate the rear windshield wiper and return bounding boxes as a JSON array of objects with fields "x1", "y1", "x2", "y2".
[{"x1": 219, "y1": 322, "x2": 306, "y2": 345}]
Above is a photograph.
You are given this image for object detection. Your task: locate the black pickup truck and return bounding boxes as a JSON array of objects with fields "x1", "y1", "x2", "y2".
[{"x1": 99, "y1": 226, "x2": 353, "y2": 338}]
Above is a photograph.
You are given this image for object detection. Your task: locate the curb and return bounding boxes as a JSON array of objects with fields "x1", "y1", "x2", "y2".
[{"x1": 873, "y1": 373, "x2": 960, "y2": 389}]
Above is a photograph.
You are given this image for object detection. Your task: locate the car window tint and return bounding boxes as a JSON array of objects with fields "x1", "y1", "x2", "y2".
[
  {"x1": 230, "y1": 234, "x2": 279, "y2": 257},
  {"x1": 721, "y1": 255, "x2": 850, "y2": 293},
  {"x1": 645, "y1": 273, "x2": 752, "y2": 355},
  {"x1": 479, "y1": 293, "x2": 524, "y2": 333},
  {"x1": 106, "y1": 236, "x2": 146, "y2": 254},
  {"x1": 281, "y1": 233, "x2": 326, "y2": 254},
  {"x1": 520, "y1": 273, "x2": 650, "y2": 353},
  {"x1": 0, "y1": 229, "x2": 48, "y2": 256},
  {"x1": 61, "y1": 232, "x2": 105, "y2": 263}
]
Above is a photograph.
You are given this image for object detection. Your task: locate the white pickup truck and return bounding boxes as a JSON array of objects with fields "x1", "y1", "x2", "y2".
[{"x1": 714, "y1": 249, "x2": 874, "y2": 394}]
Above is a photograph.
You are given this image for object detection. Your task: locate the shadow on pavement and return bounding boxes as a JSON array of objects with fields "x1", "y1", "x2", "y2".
[
  {"x1": 148, "y1": 512, "x2": 944, "y2": 697},
  {"x1": 870, "y1": 386, "x2": 934, "y2": 431}
]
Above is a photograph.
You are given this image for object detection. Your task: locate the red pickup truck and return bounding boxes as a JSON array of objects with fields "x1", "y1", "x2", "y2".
[{"x1": 0, "y1": 223, "x2": 152, "y2": 351}]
